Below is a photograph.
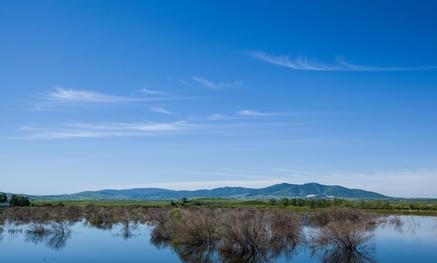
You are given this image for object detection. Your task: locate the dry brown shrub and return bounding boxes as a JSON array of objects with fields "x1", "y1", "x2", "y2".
[{"x1": 310, "y1": 207, "x2": 376, "y2": 255}]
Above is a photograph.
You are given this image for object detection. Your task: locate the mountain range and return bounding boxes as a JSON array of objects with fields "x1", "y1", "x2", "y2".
[{"x1": 36, "y1": 183, "x2": 389, "y2": 200}]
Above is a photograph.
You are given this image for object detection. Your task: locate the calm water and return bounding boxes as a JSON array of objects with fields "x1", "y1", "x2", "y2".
[{"x1": 1, "y1": 215, "x2": 436, "y2": 263}]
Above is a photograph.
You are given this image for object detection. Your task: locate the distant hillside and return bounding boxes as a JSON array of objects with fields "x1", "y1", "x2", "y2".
[{"x1": 36, "y1": 183, "x2": 389, "y2": 200}]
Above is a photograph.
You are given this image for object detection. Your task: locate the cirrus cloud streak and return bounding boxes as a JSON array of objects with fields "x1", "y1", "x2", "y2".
[
  {"x1": 250, "y1": 51, "x2": 437, "y2": 71},
  {"x1": 21, "y1": 121, "x2": 192, "y2": 139}
]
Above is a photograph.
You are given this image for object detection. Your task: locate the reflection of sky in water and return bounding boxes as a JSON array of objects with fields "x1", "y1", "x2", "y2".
[
  {"x1": 0, "y1": 216, "x2": 436, "y2": 263},
  {"x1": 374, "y1": 216, "x2": 437, "y2": 263}
]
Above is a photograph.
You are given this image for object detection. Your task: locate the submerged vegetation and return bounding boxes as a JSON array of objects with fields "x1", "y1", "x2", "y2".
[{"x1": 0, "y1": 205, "x2": 407, "y2": 262}]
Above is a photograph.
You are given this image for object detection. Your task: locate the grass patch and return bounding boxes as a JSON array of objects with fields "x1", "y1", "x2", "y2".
[{"x1": 28, "y1": 198, "x2": 437, "y2": 215}]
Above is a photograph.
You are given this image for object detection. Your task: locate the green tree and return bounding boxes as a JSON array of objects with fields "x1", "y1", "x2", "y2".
[
  {"x1": 0, "y1": 192, "x2": 7, "y2": 203},
  {"x1": 9, "y1": 194, "x2": 30, "y2": 207},
  {"x1": 268, "y1": 198, "x2": 277, "y2": 206},
  {"x1": 280, "y1": 198, "x2": 290, "y2": 206}
]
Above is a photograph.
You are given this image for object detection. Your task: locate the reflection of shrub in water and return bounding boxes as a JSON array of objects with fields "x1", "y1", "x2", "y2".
[
  {"x1": 378, "y1": 215, "x2": 404, "y2": 234},
  {"x1": 113, "y1": 221, "x2": 138, "y2": 240},
  {"x1": 6, "y1": 223, "x2": 23, "y2": 237},
  {"x1": 173, "y1": 242, "x2": 217, "y2": 263},
  {"x1": 25, "y1": 221, "x2": 71, "y2": 250},
  {"x1": 320, "y1": 247, "x2": 376, "y2": 263},
  {"x1": 0, "y1": 218, "x2": 4, "y2": 237},
  {"x1": 388, "y1": 216, "x2": 402, "y2": 228},
  {"x1": 47, "y1": 222, "x2": 72, "y2": 250},
  {"x1": 26, "y1": 223, "x2": 52, "y2": 241}
]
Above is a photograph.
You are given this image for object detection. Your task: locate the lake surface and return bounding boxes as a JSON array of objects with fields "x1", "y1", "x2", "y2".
[{"x1": 1, "y1": 215, "x2": 437, "y2": 262}]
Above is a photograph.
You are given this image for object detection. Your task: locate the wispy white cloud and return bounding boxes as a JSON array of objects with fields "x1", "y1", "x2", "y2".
[
  {"x1": 140, "y1": 88, "x2": 164, "y2": 95},
  {"x1": 209, "y1": 110, "x2": 303, "y2": 120},
  {"x1": 192, "y1": 76, "x2": 241, "y2": 89},
  {"x1": 65, "y1": 122, "x2": 188, "y2": 132},
  {"x1": 149, "y1": 106, "x2": 175, "y2": 115},
  {"x1": 208, "y1": 114, "x2": 236, "y2": 121},
  {"x1": 20, "y1": 118, "x2": 306, "y2": 140},
  {"x1": 21, "y1": 121, "x2": 192, "y2": 139},
  {"x1": 47, "y1": 87, "x2": 140, "y2": 103},
  {"x1": 45, "y1": 87, "x2": 178, "y2": 105},
  {"x1": 250, "y1": 51, "x2": 437, "y2": 71},
  {"x1": 237, "y1": 110, "x2": 276, "y2": 117}
]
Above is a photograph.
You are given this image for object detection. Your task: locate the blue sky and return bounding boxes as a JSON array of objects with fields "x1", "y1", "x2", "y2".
[{"x1": 1, "y1": 1, "x2": 437, "y2": 197}]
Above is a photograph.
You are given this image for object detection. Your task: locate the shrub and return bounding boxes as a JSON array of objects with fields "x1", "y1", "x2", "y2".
[
  {"x1": 310, "y1": 207, "x2": 375, "y2": 227},
  {"x1": 310, "y1": 207, "x2": 376, "y2": 253},
  {"x1": 313, "y1": 220, "x2": 374, "y2": 251},
  {"x1": 220, "y1": 208, "x2": 303, "y2": 261}
]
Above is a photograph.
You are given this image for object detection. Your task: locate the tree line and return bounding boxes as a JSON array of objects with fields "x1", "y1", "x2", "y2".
[
  {"x1": 182, "y1": 197, "x2": 437, "y2": 211},
  {"x1": 0, "y1": 192, "x2": 30, "y2": 207}
]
